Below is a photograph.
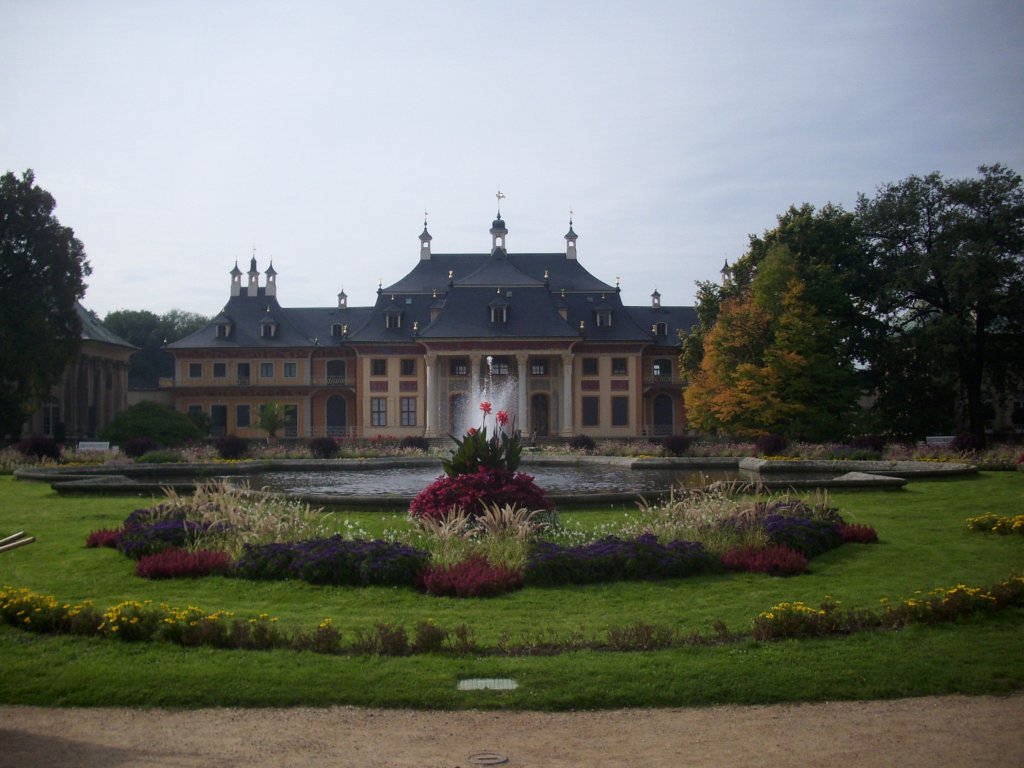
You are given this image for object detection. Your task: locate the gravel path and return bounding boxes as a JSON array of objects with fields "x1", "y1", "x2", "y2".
[{"x1": 2, "y1": 694, "x2": 1022, "y2": 767}]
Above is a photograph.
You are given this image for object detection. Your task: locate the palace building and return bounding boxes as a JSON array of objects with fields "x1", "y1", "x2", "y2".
[{"x1": 166, "y1": 213, "x2": 696, "y2": 441}]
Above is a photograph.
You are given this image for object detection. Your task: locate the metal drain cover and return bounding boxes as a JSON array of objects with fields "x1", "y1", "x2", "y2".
[
  {"x1": 467, "y1": 750, "x2": 509, "y2": 765},
  {"x1": 457, "y1": 678, "x2": 518, "y2": 691}
]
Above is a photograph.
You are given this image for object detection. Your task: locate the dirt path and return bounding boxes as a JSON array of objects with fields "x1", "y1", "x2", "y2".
[{"x1": 2, "y1": 694, "x2": 1022, "y2": 767}]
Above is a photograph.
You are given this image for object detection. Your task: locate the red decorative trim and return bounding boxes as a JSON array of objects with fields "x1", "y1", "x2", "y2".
[
  {"x1": 580, "y1": 380, "x2": 600, "y2": 391},
  {"x1": 611, "y1": 380, "x2": 630, "y2": 391},
  {"x1": 369, "y1": 381, "x2": 389, "y2": 392},
  {"x1": 399, "y1": 381, "x2": 418, "y2": 392}
]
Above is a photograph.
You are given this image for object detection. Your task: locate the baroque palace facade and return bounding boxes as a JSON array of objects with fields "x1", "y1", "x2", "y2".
[{"x1": 167, "y1": 214, "x2": 696, "y2": 441}]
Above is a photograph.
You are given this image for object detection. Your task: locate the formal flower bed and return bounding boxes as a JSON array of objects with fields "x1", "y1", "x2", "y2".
[{"x1": 966, "y1": 513, "x2": 1024, "y2": 535}]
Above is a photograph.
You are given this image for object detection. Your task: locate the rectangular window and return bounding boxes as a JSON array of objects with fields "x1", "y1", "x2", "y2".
[
  {"x1": 216, "y1": 324, "x2": 229, "y2": 338},
  {"x1": 450, "y1": 358, "x2": 468, "y2": 376},
  {"x1": 386, "y1": 314, "x2": 401, "y2": 329},
  {"x1": 582, "y1": 397, "x2": 599, "y2": 427},
  {"x1": 531, "y1": 358, "x2": 549, "y2": 376},
  {"x1": 236, "y1": 404, "x2": 251, "y2": 428},
  {"x1": 612, "y1": 358, "x2": 627, "y2": 376},
  {"x1": 188, "y1": 362, "x2": 202, "y2": 379},
  {"x1": 582, "y1": 358, "x2": 599, "y2": 376},
  {"x1": 283, "y1": 405, "x2": 297, "y2": 437},
  {"x1": 401, "y1": 397, "x2": 417, "y2": 426},
  {"x1": 371, "y1": 359, "x2": 387, "y2": 376},
  {"x1": 612, "y1": 396, "x2": 629, "y2": 426},
  {"x1": 237, "y1": 363, "x2": 251, "y2": 384},
  {"x1": 490, "y1": 357, "x2": 510, "y2": 375},
  {"x1": 400, "y1": 359, "x2": 416, "y2": 377},
  {"x1": 371, "y1": 397, "x2": 387, "y2": 427},
  {"x1": 212, "y1": 362, "x2": 226, "y2": 378},
  {"x1": 260, "y1": 362, "x2": 274, "y2": 379},
  {"x1": 187, "y1": 404, "x2": 203, "y2": 418},
  {"x1": 283, "y1": 362, "x2": 298, "y2": 378}
]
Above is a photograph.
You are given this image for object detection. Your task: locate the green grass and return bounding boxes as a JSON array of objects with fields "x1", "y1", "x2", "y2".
[{"x1": 0, "y1": 473, "x2": 1022, "y2": 709}]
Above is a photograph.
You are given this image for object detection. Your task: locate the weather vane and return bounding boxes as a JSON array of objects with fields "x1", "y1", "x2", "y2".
[{"x1": 496, "y1": 190, "x2": 505, "y2": 214}]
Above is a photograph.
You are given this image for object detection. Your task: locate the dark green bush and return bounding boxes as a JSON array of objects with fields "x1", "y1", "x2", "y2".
[
  {"x1": 755, "y1": 433, "x2": 788, "y2": 456},
  {"x1": 661, "y1": 434, "x2": 691, "y2": 456},
  {"x1": 568, "y1": 434, "x2": 596, "y2": 452},
  {"x1": 16, "y1": 435, "x2": 61, "y2": 461},
  {"x1": 101, "y1": 401, "x2": 203, "y2": 448},
  {"x1": 308, "y1": 437, "x2": 340, "y2": 459},
  {"x1": 122, "y1": 436, "x2": 159, "y2": 458},
  {"x1": 214, "y1": 434, "x2": 248, "y2": 460},
  {"x1": 399, "y1": 435, "x2": 430, "y2": 453}
]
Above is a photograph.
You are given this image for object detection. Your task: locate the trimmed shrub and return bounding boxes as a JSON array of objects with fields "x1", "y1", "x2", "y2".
[
  {"x1": 214, "y1": 434, "x2": 249, "y2": 460},
  {"x1": 399, "y1": 435, "x2": 430, "y2": 453},
  {"x1": 101, "y1": 401, "x2": 204, "y2": 448},
  {"x1": 661, "y1": 434, "x2": 691, "y2": 457},
  {"x1": 85, "y1": 528, "x2": 121, "y2": 548},
  {"x1": 233, "y1": 537, "x2": 429, "y2": 587},
  {"x1": 122, "y1": 436, "x2": 159, "y2": 458},
  {"x1": 722, "y1": 545, "x2": 809, "y2": 576},
  {"x1": 763, "y1": 514, "x2": 842, "y2": 558},
  {"x1": 16, "y1": 435, "x2": 61, "y2": 461},
  {"x1": 308, "y1": 437, "x2": 340, "y2": 459},
  {"x1": 419, "y1": 556, "x2": 524, "y2": 598},
  {"x1": 525, "y1": 534, "x2": 718, "y2": 586},
  {"x1": 136, "y1": 548, "x2": 231, "y2": 579},
  {"x1": 755, "y1": 433, "x2": 788, "y2": 456},
  {"x1": 568, "y1": 434, "x2": 596, "y2": 452},
  {"x1": 409, "y1": 468, "x2": 553, "y2": 522},
  {"x1": 839, "y1": 523, "x2": 879, "y2": 543}
]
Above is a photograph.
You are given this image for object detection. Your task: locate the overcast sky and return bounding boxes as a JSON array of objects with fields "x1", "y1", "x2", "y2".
[{"x1": 3, "y1": 1, "x2": 1022, "y2": 319}]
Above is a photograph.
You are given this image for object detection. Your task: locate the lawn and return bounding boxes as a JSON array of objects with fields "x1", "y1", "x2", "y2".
[{"x1": 0, "y1": 472, "x2": 1021, "y2": 709}]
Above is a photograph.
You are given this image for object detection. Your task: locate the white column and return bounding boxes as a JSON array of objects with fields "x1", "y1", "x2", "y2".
[
  {"x1": 516, "y1": 353, "x2": 528, "y2": 428},
  {"x1": 425, "y1": 354, "x2": 437, "y2": 437},
  {"x1": 561, "y1": 353, "x2": 574, "y2": 436}
]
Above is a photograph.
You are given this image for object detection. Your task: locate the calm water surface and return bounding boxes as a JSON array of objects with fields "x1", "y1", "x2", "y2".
[{"x1": 244, "y1": 465, "x2": 737, "y2": 496}]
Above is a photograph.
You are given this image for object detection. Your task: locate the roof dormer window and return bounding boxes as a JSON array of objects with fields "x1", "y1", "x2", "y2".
[
  {"x1": 216, "y1": 323, "x2": 231, "y2": 339},
  {"x1": 331, "y1": 323, "x2": 344, "y2": 337},
  {"x1": 490, "y1": 303, "x2": 509, "y2": 323},
  {"x1": 595, "y1": 309, "x2": 613, "y2": 327},
  {"x1": 655, "y1": 321, "x2": 668, "y2": 336},
  {"x1": 385, "y1": 312, "x2": 402, "y2": 329},
  {"x1": 259, "y1": 316, "x2": 278, "y2": 338}
]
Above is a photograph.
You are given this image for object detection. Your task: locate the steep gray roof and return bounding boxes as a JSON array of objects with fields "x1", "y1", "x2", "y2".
[{"x1": 76, "y1": 303, "x2": 136, "y2": 349}]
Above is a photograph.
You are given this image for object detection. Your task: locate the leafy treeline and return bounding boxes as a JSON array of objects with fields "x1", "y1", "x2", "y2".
[
  {"x1": 103, "y1": 309, "x2": 208, "y2": 388},
  {"x1": 682, "y1": 164, "x2": 1024, "y2": 443}
]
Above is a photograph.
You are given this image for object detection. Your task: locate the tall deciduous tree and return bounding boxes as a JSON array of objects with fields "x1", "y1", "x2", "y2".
[
  {"x1": 0, "y1": 170, "x2": 90, "y2": 439},
  {"x1": 104, "y1": 308, "x2": 208, "y2": 388},
  {"x1": 684, "y1": 247, "x2": 860, "y2": 439},
  {"x1": 857, "y1": 164, "x2": 1024, "y2": 443}
]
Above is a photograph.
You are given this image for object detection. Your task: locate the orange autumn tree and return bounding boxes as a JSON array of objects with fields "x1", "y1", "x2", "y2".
[{"x1": 684, "y1": 247, "x2": 858, "y2": 439}]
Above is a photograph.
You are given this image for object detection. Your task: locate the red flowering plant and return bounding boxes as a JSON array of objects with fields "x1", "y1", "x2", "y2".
[
  {"x1": 412, "y1": 402, "x2": 551, "y2": 522},
  {"x1": 440, "y1": 402, "x2": 522, "y2": 478}
]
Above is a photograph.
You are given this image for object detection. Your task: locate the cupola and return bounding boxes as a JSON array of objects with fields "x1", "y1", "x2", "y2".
[
  {"x1": 247, "y1": 257, "x2": 260, "y2": 296},
  {"x1": 264, "y1": 261, "x2": 277, "y2": 297},
  {"x1": 419, "y1": 217, "x2": 432, "y2": 261},
  {"x1": 337, "y1": 289, "x2": 347, "y2": 308},
  {"x1": 230, "y1": 261, "x2": 242, "y2": 297},
  {"x1": 490, "y1": 212, "x2": 508, "y2": 251},
  {"x1": 565, "y1": 218, "x2": 578, "y2": 260},
  {"x1": 651, "y1": 289, "x2": 661, "y2": 308}
]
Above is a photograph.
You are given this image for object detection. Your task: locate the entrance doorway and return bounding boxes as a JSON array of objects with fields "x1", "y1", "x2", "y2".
[
  {"x1": 326, "y1": 395, "x2": 347, "y2": 436},
  {"x1": 652, "y1": 394, "x2": 673, "y2": 436},
  {"x1": 531, "y1": 393, "x2": 549, "y2": 437}
]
